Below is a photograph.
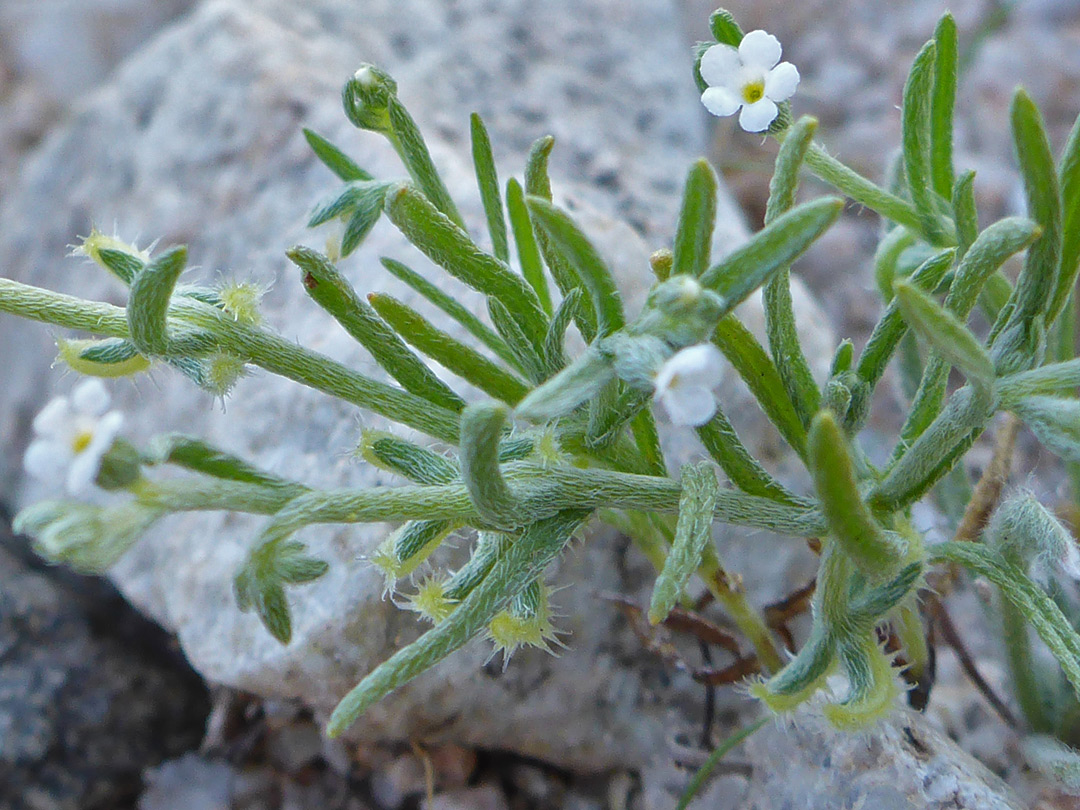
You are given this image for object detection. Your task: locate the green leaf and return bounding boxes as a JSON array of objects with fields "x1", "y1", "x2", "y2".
[
  {"x1": 96, "y1": 248, "x2": 144, "y2": 285},
  {"x1": 276, "y1": 541, "x2": 330, "y2": 584},
  {"x1": 672, "y1": 159, "x2": 718, "y2": 279},
  {"x1": 713, "y1": 315, "x2": 808, "y2": 460},
  {"x1": 506, "y1": 178, "x2": 552, "y2": 315},
  {"x1": 524, "y1": 135, "x2": 555, "y2": 201},
  {"x1": 127, "y1": 245, "x2": 187, "y2": 356},
  {"x1": 359, "y1": 432, "x2": 459, "y2": 485},
  {"x1": 893, "y1": 279, "x2": 994, "y2": 390},
  {"x1": 809, "y1": 411, "x2": 903, "y2": 577},
  {"x1": 288, "y1": 246, "x2": 464, "y2": 412},
  {"x1": 146, "y1": 434, "x2": 306, "y2": 490},
  {"x1": 384, "y1": 183, "x2": 549, "y2": 350},
  {"x1": 326, "y1": 510, "x2": 588, "y2": 736},
  {"x1": 999, "y1": 90, "x2": 1063, "y2": 335},
  {"x1": 998, "y1": 358, "x2": 1080, "y2": 405},
  {"x1": 930, "y1": 14, "x2": 958, "y2": 199},
  {"x1": 470, "y1": 113, "x2": 509, "y2": 263},
  {"x1": 764, "y1": 116, "x2": 822, "y2": 426},
  {"x1": 903, "y1": 40, "x2": 947, "y2": 244},
  {"x1": 649, "y1": 463, "x2": 719, "y2": 624},
  {"x1": 256, "y1": 580, "x2": 292, "y2": 644},
  {"x1": 515, "y1": 346, "x2": 615, "y2": 423},
  {"x1": 952, "y1": 170, "x2": 979, "y2": 259},
  {"x1": 525, "y1": 196, "x2": 626, "y2": 338},
  {"x1": 1055, "y1": 110, "x2": 1080, "y2": 325},
  {"x1": 709, "y1": 8, "x2": 744, "y2": 46},
  {"x1": 873, "y1": 227, "x2": 917, "y2": 301},
  {"x1": 1012, "y1": 396, "x2": 1080, "y2": 463},
  {"x1": 630, "y1": 408, "x2": 668, "y2": 477},
  {"x1": 387, "y1": 95, "x2": 465, "y2": 228},
  {"x1": 696, "y1": 409, "x2": 804, "y2": 505},
  {"x1": 379, "y1": 257, "x2": 519, "y2": 369},
  {"x1": 488, "y1": 297, "x2": 547, "y2": 383},
  {"x1": 307, "y1": 180, "x2": 391, "y2": 227},
  {"x1": 303, "y1": 128, "x2": 373, "y2": 181},
  {"x1": 700, "y1": 197, "x2": 843, "y2": 311},
  {"x1": 541, "y1": 287, "x2": 582, "y2": 375},
  {"x1": 369, "y1": 292, "x2": 530, "y2": 405},
  {"x1": 855, "y1": 249, "x2": 955, "y2": 388}
]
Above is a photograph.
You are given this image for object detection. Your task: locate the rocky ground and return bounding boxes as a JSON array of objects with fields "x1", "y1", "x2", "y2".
[{"x1": 3, "y1": 1, "x2": 1080, "y2": 808}]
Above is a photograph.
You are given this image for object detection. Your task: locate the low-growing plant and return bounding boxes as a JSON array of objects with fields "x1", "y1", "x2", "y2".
[{"x1": 6, "y1": 7, "x2": 1080, "y2": 800}]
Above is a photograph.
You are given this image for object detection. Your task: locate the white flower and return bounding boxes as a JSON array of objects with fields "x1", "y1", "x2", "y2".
[
  {"x1": 23, "y1": 379, "x2": 124, "y2": 496},
  {"x1": 699, "y1": 30, "x2": 800, "y2": 132},
  {"x1": 653, "y1": 344, "x2": 725, "y2": 427}
]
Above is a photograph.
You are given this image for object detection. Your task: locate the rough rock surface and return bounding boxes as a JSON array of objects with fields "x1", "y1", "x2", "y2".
[
  {"x1": 742, "y1": 704, "x2": 1025, "y2": 809},
  {"x1": 0, "y1": 514, "x2": 209, "y2": 810}
]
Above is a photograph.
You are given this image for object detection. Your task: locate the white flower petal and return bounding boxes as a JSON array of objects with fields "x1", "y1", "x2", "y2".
[
  {"x1": 701, "y1": 86, "x2": 741, "y2": 118},
  {"x1": 24, "y1": 439, "x2": 73, "y2": 483},
  {"x1": 669, "y1": 343, "x2": 726, "y2": 385},
  {"x1": 765, "y1": 61, "x2": 800, "y2": 102},
  {"x1": 659, "y1": 386, "x2": 718, "y2": 427},
  {"x1": 699, "y1": 44, "x2": 742, "y2": 88},
  {"x1": 71, "y1": 379, "x2": 110, "y2": 416},
  {"x1": 67, "y1": 452, "x2": 101, "y2": 496},
  {"x1": 94, "y1": 411, "x2": 125, "y2": 446},
  {"x1": 738, "y1": 30, "x2": 782, "y2": 71},
  {"x1": 739, "y1": 98, "x2": 779, "y2": 132},
  {"x1": 32, "y1": 397, "x2": 72, "y2": 437}
]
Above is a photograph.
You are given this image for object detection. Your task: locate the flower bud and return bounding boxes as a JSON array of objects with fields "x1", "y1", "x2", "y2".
[{"x1": 342, "y1": 64, "x2": 397, "y2": 134}]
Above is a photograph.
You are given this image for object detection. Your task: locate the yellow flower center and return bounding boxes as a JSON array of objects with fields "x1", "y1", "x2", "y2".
[
  {"x1": 742, "y1": 80, "x2": 765, "y2": 104},
  {"x1": 71, "y1": 431, "x2": 94, "y2": 454}
]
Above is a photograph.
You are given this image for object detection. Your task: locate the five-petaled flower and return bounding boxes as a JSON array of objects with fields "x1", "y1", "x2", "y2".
[
  {"x1": 653, "y1": 343, "x2": 725, "y2": 427},
  {"x1": 699, "y1": 30, "x2": 800, "y2": 132},
  {"x1": 23, "y1": 379, "x2": 124, "y2": 496}
]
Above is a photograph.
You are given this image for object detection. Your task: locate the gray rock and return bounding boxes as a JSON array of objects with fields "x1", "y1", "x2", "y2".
[
  {"x1": 740, "y1": 703, "x2": 1024, "y2": 809},
  {"x1": 0, "y1": 517, "x2": 208, "y2": 810}
]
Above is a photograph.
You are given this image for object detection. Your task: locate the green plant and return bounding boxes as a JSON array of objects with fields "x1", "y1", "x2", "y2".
[{"x1": 5, "y1": 8, "x2": 1080, "y2": 793}]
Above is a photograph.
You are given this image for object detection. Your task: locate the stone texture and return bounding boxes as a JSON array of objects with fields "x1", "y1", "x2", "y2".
[
  {"x1": 741, "y1": 703, "x2": 1025, "y2": 810},
  {"x1": 0, "y1": 515, "x2": 209, "y2": 810}
]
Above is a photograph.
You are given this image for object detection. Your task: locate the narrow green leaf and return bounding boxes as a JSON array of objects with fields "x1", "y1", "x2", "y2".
[
  {"x1": 288, "y1": 246, "x2": 463, "y2": 411},
  {"x1": 384, "y1": 183, "x2": 549, "y2": 349},
  {"x1": 1055, "y1": 110, "x2": 1080, "y2": 325},
  {"x1": 981, "y1": 271, "x2": 1014, "y2": 323},
  {"x1": 630, "y1": 408, "x2": 667, "y2": 477},
  {"x1": 701, "y1": 197, "x2": 843, "y2": 310},
  {"x1": 256, "y1": 581, "x2": 292, "y2": 644},
  {"x1": 672, "y1": 159, "x2": 718, "y2": 279},
  {"x1": 1003, "y1": 90, "x2": 1064, "y2": 329},
  {"x1": 586, "y1": 388, "x2": 650, "y2": 450},
  {"x1": 903, "y1": 40, "x2": 946, "y2": 243},
  {"x1": 303, "y1": 128, "x2": 373, "y2": 181},
  {"x1": 649, "y1": 463, "x2": 719, "y2": 624},
  {"x1": 488, "y1": 297, "x2": 547, "y2": 383},
  {"x1": 893, "y1": 279, "x2": 994, "y2": 389},
  {"x1": 470, "y1": 113, "x2": 509, "y2": 263},
  {"x1": 276, "y1": 542, "x2": 330, "y2": 584},
  {"x1": 341, "y1": 196, "x2": 386, "y2": 257},
  {"x1": 525, "y1": 195, "x2": 625, "y2": 337},
  {"x1": 459, "y1": 403, "x2": 518, "y2": 528},
  {"x1": 326, "y1": 510, "x2": 587, "y2": 736},
  {"x1": 146, "y1": 433, "x2": 306, "y2": 491},
  {"x1": 379, "y1": 257, "x2": 519, "y2": 369},
  {"x1": 997, "y1": 358, "x2": 1080, "y2": 404},
  {"x1": 873, "y1": 227, "x2": 917, "y2": 301},
  {"x1": 764, "y1": 116, "x2": 822, "y2": 426},
  {"x1": 524, "y1": 135, "x2": 555, "y2": 201},
  {"x1": 930, "y1": 14, "x2": 958, "y2": 199},
  {"x1": 360, "y1": 432, "x2": 458, "y2": 485},
  {"x1": 308, "y1": 180, "x2": 391, "y2": 227},
  {"x1": 127, "y1": 245, "x2": 187, "y2": 356},
  {"x1": 1012, "y1": 396, "x2": 1080, "y2": 462},
  {"x1": 506, "y1": 177, "x2": 552, "y2": 315},
  {"x1": 96, "y1": 248, "x2": 144, "y2": 286},
  {"x1": 952, "y1": 172, "x2": 979, "y2": 260},
  {"x1": 709, "y1": 8, "x2": 744, "y2": 46},
  {"x1": 369, "y1": 292, "x2": 530, "y2": 405},
  {"x1": 387, "y1": 95, "x2": 465, "y2": 228},
  {"x1": 541, "y1": 287, "x2": 582, "y2": 375},
  {"x1": 696, "y1": 408, "x2": 803, "y2": 505},
  {"x1": 809, "y1": 411, "x2": 902, "y2": 577},
  {"x1": 855, "y1": 249, "x2": 955, "y2": 388},
  {"x1": 713, "y1": 315, "x2": 808, "y2": 460},
  {"x1": 515, "y1": 346, "x2": 615, "y2": 423},
  {"x1": 804, "y1": 144, "x2": 930, "y2": 237}
]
